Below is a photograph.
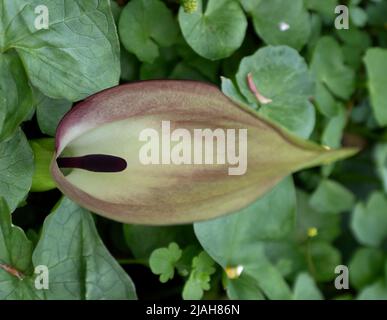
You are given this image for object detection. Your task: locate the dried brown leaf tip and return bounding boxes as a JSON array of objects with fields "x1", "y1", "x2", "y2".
[
  {"x1": 0, "y1": 263, "x2": 24, "y2": 280},
  {"x1": 247, "y1": 72, "x2": 273, "y2": 105}
]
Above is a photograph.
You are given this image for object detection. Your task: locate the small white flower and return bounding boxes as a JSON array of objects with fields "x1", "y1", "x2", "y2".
[
  {"x1": 225, "y1": 265, "x2": 244, "y2": 279},
  {"x1": 279, "y1": 22, "x2": 290, "y2": 31}
]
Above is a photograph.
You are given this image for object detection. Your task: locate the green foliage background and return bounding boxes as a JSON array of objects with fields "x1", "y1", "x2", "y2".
[{"x1": 0, "y1": 0, "x2": 387, "y2": 300}]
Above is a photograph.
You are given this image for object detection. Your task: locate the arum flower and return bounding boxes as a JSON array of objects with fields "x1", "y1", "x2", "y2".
[{"x1": 51, "y1": 81, "x2": 356, "y2": 225}]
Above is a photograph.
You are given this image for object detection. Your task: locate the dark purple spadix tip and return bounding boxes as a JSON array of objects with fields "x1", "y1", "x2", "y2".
[{"x1": 57, "y1": 154, "x2": 127, "y2": 173}]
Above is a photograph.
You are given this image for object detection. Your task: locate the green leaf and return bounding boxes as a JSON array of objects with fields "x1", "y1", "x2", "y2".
[
  {"x1": 220, "y1": 76, "x2": 257, "y2": 109},
  {"x1": 336, "y1": 28, "x2": 372, "y2": 70},
  {"x1": 311, "y1": 37, "x2": 355, "y2": 100},
  {"x1": 364, "y1": 48, "x2": 387, "y2": 126},
  {"x1": 220, "y1": 32, "x2": 257, "y2": 79},
  {"x1": 239, "y1": 0, "x2": 261, "y2": 14},
  {"x1": 225, "y1": 272, "x2": 265, "y2": 300},
  {"x1": 296, "y1": 191, "x2": 341, "y2": 243},
  {"x1": 321, "y1": 104, "x2": 347, "y2": 149},
  {"x1": 307, "y1": 14, "x2": 322, "y2": 58},
  {"x1": 169, "y1": 62, "x2": 209, "y2": 81},
  {"x1": 351, "y1": 192, "x2": 387, "y2": 247},
  {"x1": 313, "y1": 83, "x2": 339, "y2": 118},
  {"x1": 176, "y1": 38, "x2": 221, "y2": 82},
  {"x1": 263, "y1": 241, "x2": 304, "y2": 278},
  {"x1": 0, "y1": 197, "x2": 137, "y2": 299},
  {"x1": 178, "y1": 0, "x2": 247, "y2": 60},
  {"x1": 0, "y1": 52, "x2": 34, "y2": 141},
  {"x1": 195, "y1": 177, "x2": 296, "y2": 266},
  {"x1": 149, "y1": 242, "x2": 182, "y2": 283},
  {"x1": 305, "y1": 0, "x2": 338, "y2": 21},
  {"x1": 0, "y1": 198, "x2": 35, "y2": 299},
  {"x1": 349, "y1": 0, "x2": 361, "y2": 6},
  {"x1": 357, "y1": 280, "x2": 387, "y2": 300},
  {"x1": 1, "y1": 0, "x2": 120, "y2": 101},
  {"x1": 176, "y1": 245, "x2": 201, "y2": 277},
  {"x1": 182, "y1": 251, "x2": 216, "y2": 300},
  {"x1": 350, "y1": 6, "x2": 368, "y2": 27},
  {"x1": 123, "y1": 225, "x2": 195, "y2": 259},
  {"x1": 236, "y1": 46, "x2": 315, "y2": 138},
  {"x1": 140, "y1": 47, "x2": 178, "y2": 80},
  {"x1": 259, "y1": 98, "x2": 315, "y2": 139},
  {"x1": 320, "y1": 104, "x2": 346, "y2": 176},
  {"x1": 0, "y1": 91, "x2": 4, "y2": 130},
  {"x1": 293, "y1": 272, "x2": 323, "y2": 300},
  {"x1": 374, "y1": 143, "x2": 387, "y2": 194},
  {"x1": 194, "y1": 177, "x2": 295, "y2": 299},
  {"x1": 308, "y1": 242, "x2": 341, "y2": 282},
  {"x1": 245, "y1": 261, "x2": 293, "y2": 299},
  {"x1": 309, "y1": 179, "x2": 355, "y2": 214},
  {"x1": 34, "y1": 197, "x2": 137, "y2": 299},
  {"x1": 337, "y1": 27, "x2": 371, "y2": 50},
  {"x1": 349, "y1": 248, "x2": 385, "y2": 290},
  {"x1": 110, "y1": 0, "x2": 123, "y2": 23},
  {"x1": 250, "y1": 0, "x2": 311, "y2": 51},
  {"x1": 0, "y1": 129, "x2": 33, "y2": 212},
  {"x1": 119, "y1": 0, "x2": 178, "y2": 63},
  {"x1": 30, "y1": 138, "x2": 56, "y2": 192},
  {"x1": 366, "y1": 0, "x2": 387, "y2": 27},
  {"x1": 35, "y1": 93, "x2": 72, "y2": 137}
]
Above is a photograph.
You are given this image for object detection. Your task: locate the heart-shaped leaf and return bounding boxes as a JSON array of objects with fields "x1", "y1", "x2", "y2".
[
  {"x1": 311, "y1": 37, "x2": 355, "y2": 101},
  {"x1": 0, "y1": 52, "x2": 34, "y2": 141},
  {"x1": 1, "y1": 0, "x2": 120, "y2": 101},
  {"x1": 119, "y1": 0, "x2": 178, "y2": 64},
  {"x1": 236, "y1": 46, "x2": 316, "y2": 138},
  {"x1": 0, "y1": 129, "x2": 33, "y2": 212},
  {"x1": 250, "y1": 0, "x2": 311, "y2": 51},
  {"x1": 351, "y1": 192, "x2": 387, "y2": 247},
  {"x1": 364, "y1": 48, "x2": 387, "y2": 126},
  {"x1": 0, "y1": 197, "x2": 137, "y2": 299},
  {"x1": 178, "y1": 0, "x2": 247, "y2": 60}
]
